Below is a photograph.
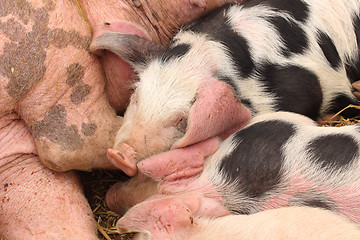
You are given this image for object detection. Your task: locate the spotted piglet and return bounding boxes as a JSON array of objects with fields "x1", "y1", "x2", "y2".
[
  {"x1": 91, "y1": 0, "x2": 360, "y2": 175},
  {"x1": 107, "y1": 111, "x2": 360, "y2": 225}
]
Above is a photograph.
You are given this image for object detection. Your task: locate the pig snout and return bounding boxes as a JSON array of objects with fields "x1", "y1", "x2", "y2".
[{"x1": 108, "y1": 143, "x2": 137, "y2": 176}]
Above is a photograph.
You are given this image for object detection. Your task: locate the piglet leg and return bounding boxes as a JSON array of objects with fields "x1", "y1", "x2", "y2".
[{"x1": 0, "y1": 113, "x2": 97, "y2": 239}]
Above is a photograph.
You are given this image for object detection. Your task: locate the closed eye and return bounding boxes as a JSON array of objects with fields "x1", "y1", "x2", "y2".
[{"x1": 175, "y1": 117, "x2": 188, "y2": 134}]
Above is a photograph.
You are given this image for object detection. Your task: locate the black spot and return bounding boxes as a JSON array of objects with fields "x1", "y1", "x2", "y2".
[
  {"x1": 326, "y1": 93, "x2": 360, "y2": 118},
  {"x1": 219, "y1": 120, "x2": 296, "y2": 198},
  {"x1": 259, "y1": 64, "x2": 322, "y2": 119},
  {"x1": 214, "y1": 73, "x2": 239, "y2": 95},
  {"x1": 346, "y1": 15, "x2": 360, "y2": 82},
  {"x1": 307, "y1": 134, "x2": 358, "y2": 170},
  {"x1": 267, "y1": 16, "x2": 308, "y2": 56},
  {"x1": 317, "y1": 31, "x2": 341, "y2": 69},
  {"x1": 242, "y1": 0, "x2": 310, "y2": 23},
  {"x1": 289, "y1": 190, "x2": 338, "y2": 211},
  {"x1": 187, "y1": 4, "x2": 255, "y2": 78},
  {"x1": 160, "y1": 43, "x2": 191, "y2": 62}
]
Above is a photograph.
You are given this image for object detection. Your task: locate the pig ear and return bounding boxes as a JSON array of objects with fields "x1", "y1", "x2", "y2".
[
  {"x1": 137, "y1": 137, "x2": 219, "y2": 181},
  {"x1": 116, "y1": 193, "x2": 202, "y2": 239},
  {"x1": 172, "y1": 78, "x2": 252, "y2": 149},
  {"x1": 90, "y1": 32, "x2": 165, "y2": 71}
]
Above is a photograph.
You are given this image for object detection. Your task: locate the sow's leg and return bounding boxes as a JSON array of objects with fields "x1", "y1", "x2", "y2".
[{"x1": 0, "y1": 113, "x2": 98, "y2": 239}]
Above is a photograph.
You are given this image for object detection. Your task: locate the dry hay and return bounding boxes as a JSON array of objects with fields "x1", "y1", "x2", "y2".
[
  {"x1": 81, "y1": 105, "x2": 360, "y2": 240},
  {"x1": 320, "y1": 104, "x2": 360, "y2": 127},
  {"x1": 79, "y1": 170, "x2": 135, "y2": 240}
]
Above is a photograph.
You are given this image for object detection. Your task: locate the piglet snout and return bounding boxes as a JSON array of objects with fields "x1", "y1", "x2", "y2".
[{"x1": 107, "y1": 143, "x2": 137, "y2": 176}]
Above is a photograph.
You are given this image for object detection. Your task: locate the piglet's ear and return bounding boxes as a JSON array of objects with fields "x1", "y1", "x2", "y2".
[
  {"x1": 116, "y1": 193, "x2": 202, "y2": 239},
  {"x1": 90, "y1": 32, "x2": 165, "y2": 71},
  {"x1": 172, "y1": 78, "x2": 252, "y2": 149}
]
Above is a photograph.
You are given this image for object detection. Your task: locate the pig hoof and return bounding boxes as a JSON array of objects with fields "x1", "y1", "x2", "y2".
[{"x1": 107, "y1": 148, "x2": 137, "y2": 176}]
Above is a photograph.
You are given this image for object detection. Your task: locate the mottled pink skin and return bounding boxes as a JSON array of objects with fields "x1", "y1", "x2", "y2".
[
  {"x1": 260, "y1": 171, "x2": 360, "y2": 223},
  {"x1": 1, "y1": 0, "x2": 246, "y2": 237},
  {"x1": 106, "y1": 137, "x2": 220, "y2": 214}
]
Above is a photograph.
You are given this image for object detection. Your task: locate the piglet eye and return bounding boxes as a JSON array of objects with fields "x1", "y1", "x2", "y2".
[{"x1": 175, "y1": 117, "x2": 188, "y2": 134}]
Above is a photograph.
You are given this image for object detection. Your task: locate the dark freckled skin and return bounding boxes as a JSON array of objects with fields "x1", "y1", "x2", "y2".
[
  {"x1": 66, "y1": 63, "x2": 84, "y2": 87},
  {"x1": 0, "y1": 0, "x2": 90, "y2": 100},
  {"x1": 32, "y1": 105, "x2": 84, "y2": 151},
  {"x1": 70, "y1": 83, "x2": 91, "y2": 104},
  {"x1": 66, "y1": 63, "x2": 91, "y2": 104},
  {"x1": 81, "y1": 123, "x2": 97, "y2": 136}
]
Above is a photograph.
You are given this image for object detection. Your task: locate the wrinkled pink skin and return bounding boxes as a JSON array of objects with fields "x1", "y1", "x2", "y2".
[{"x1": 0, "y1": 113, "x2": 97, "y2": 239}]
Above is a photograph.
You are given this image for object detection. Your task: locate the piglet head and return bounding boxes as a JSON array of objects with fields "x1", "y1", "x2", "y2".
[
  {"x1": 92, "y1": 32, "x2": 252, "y2": 176},
  {"x1": 116, "y1": 193, "x2": 229, "y2": 240}
]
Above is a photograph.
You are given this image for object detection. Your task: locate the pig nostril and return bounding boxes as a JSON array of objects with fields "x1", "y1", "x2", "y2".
[{"x1": 117, "y1": 151, "x2": 125, "y2": 159}]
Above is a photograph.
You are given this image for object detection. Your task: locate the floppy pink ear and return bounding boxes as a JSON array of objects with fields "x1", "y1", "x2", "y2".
[
  {"x1": 137, "y1": 137, "x2": 219, "y2": 181},
  {"x1": 172, "y1": 78, "x2": 252, "y2": 149},
  {"x1": 116, "y1": 193, "x2": 229, "y2": 239},
  {"x1": 116, "y1": 193, "x2": 202, "y2": 239}
]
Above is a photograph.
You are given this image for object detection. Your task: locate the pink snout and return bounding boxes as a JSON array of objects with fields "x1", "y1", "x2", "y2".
[{"x1": 107, "y1": 143, "x2": 137, "y2": 176}]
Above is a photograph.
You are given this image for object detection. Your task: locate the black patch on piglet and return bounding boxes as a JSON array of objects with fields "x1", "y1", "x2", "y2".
[
  {"x1": 219, "y1": 120, "x2": 296, "y2": 198},
  {"x1": 267, "y1": 16, "x2": 308, "y2": 57},
  {"x1": 346, "y1": 15, "x2": 360, "y2": 82},
  {"x1": 289, "y1": 190, "x2": 338, "y2": 212},
  {"x1": 306, "y1": 134, "x2": 358, "y2": 170},
  {"x1": 242, "y1": 0, "x2": 310, "y2": 23},
  {"x1": 187, "y1": 4, "x2": 255, "y2": 78},
  {"x1": 160, "y1": 43, "x2": 191, "y2": 62},
  {"x1": 259, "y1": 64, "x2": 322, "y2": 120},
  {"x1": 317, "y1": 31, "x2": 341, "y2": 69}
]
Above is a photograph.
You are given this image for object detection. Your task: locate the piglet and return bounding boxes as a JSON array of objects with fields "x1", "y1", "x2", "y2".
[
  {"x1": 117, "y1": 193, "x2": 360, "y2": 240},
  {"x1": 107, "y1": 111, "x2": 360, "y2": 225},
  {"x1": 91, "y1": 0, "x2": 360, "y2": 175}
]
